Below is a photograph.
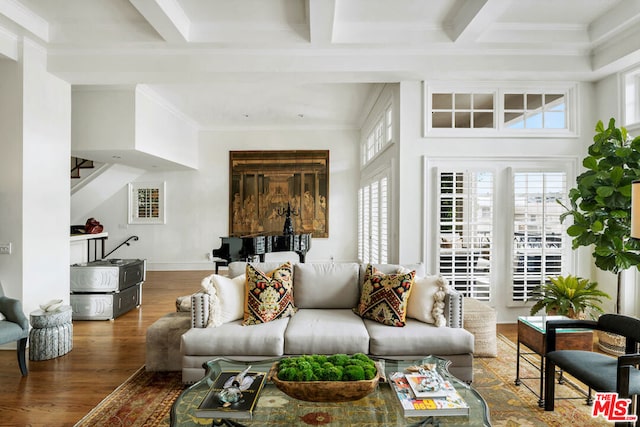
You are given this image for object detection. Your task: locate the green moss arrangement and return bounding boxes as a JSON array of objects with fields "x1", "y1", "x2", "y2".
[{"x1": 277, "y1": 353, "x2": 377, "y2": 382}]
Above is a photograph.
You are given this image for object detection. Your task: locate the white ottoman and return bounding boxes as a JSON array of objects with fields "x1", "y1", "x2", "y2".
[
  {"x1": 29, "y1": 305, "x2": 73, "y2": 361},
  {"x1": 463, "y1": 297, "x2": 497, "y2": 357}
]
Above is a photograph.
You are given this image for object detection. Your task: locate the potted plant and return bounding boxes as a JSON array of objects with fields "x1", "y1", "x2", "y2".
[
  {"x1": 559, "y1": 118, "x2": 640, "y2": 351},
  {"x1": 529, "y1": 275, "x2": 610, "y2": 319}
]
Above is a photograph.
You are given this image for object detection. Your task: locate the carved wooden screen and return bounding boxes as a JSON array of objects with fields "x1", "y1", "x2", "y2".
[{"x1": 229, "y1": 150, "x2": 329, "y2": 238}]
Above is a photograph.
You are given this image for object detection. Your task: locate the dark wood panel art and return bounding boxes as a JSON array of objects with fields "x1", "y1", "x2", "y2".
[{"x1": 229, "y1": 150, "x2": 329, "y2": 238}]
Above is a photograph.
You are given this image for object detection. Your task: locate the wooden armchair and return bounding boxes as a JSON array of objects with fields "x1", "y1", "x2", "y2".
[
  {"x1": 544, "y1": 314, "x2": 640, "y2": 426},
  {"x1": 0, "y1": 281, "x2": 29, "y2": 375}
]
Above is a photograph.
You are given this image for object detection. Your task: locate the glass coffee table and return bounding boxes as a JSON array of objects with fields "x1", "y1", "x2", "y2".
[{"x1": 171, "y1": 357, "x2": 491, "y2": 426}]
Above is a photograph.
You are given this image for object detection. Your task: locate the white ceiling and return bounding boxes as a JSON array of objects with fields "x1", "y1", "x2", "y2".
[{"x1": 4, "y1": 0, "x2": 640, "y2": 130}]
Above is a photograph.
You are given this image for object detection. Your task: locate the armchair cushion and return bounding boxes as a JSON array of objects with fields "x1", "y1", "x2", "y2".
[{"x1": 546, "y1": 350, "x2": 640, "y2": 394}]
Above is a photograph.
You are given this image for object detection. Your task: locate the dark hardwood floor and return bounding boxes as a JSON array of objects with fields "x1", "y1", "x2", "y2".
[
  {"x1": 0, "y1": 270, "x2": 519, "y2": 426},
  {"x1": 0, "y1": 271, "x2": 204, "y2": 427}
]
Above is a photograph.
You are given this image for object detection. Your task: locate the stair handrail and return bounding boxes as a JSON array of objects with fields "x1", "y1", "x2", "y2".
[
  {"x1": 103, "y1": 236, "x2": 139, "y2": 259},
  {"x1": 70, "y1": 157, "x2": 93, "y2": 177}
]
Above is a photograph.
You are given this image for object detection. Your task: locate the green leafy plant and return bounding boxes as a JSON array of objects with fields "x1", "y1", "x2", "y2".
[
  {"x1": 559, "y1": 118, "x2": 640, "y2": 312},
  {"x1": 529, "y1": 275, "x2": 610, "y2": 319}
]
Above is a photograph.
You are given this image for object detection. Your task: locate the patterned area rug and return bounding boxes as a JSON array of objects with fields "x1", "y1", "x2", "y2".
[{"x1": 76, "y1": 335, "x2": 610, "y2": 426}]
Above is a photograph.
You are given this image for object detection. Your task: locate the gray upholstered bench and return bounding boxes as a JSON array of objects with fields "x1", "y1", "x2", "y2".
[{"x1": 145, "y1": 311, "x2": 191, "y2": 371}]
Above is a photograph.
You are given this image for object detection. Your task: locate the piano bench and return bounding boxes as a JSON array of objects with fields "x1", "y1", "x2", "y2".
[{"x1": 212, "y1": 258, "x2": 228, "y2": 274}]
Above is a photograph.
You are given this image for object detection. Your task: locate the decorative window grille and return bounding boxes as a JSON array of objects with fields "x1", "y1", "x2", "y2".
[
  {"x1": 504, "y1": 93, "x2": 566, "y2": 129},
  {"x1": 358, "y1": 174, "x2": 389, "y2": 264},
  {"x1": 437, "y1": 170, "x2": 493, "y2": 300},
  {"x1": 512, "y1": 171, "x2": 567, "y2": 301}
]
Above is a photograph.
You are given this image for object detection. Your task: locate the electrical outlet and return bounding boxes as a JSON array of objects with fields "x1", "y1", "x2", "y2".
[{"x1": 0, "y1": 242, "x2": 12, "y2": 255}]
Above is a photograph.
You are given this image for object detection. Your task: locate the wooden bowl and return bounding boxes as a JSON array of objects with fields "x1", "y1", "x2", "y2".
[{"x1": 268, "y1": 361, "x2": 380, "y2": 402}]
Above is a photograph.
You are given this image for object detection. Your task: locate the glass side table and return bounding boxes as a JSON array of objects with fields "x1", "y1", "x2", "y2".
[{"x1": 515, "y1": 315, "x2": 593, "y2": 407}]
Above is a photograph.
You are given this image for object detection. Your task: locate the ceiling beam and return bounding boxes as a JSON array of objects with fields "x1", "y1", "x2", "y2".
[
  {"x1": 588, "y1": 0, "x2": 640, "y2": 46},
  {"x1": 445, "y1": 0, "x2": 510, "y2": 43},
  {"x1": 128, "y1": 0, "x2": 190, "y2": 43},
  {"x1": 0, "y1": 25, "x2": 17, "y2": 60},
  {"x1": 306, "y1": 0, "x2": 336, "y2": 44},
  {"x1": 592, "y1": 24, "x2": 640, "y2": 74},
  {"x1": 0, "y1": 0, "x2": 48, "y2": 42},
  {"x1": 46, "y1": 49, "x2": 595, "y2": 84}
]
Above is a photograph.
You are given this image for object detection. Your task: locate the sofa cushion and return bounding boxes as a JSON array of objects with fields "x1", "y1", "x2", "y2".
[
  {"x1": 180, "y1": 317, "x2": 289, "y2": 356},
  {"x1": 243, "y1": 262, "x2": 297, "y2": 325},
  {"x1": 293, "y1": 263, "x2": 360, "y2": 309},
  {"x1": 284, "y1": 309, "x2": 369, "y2": 354},
  {"x1": 355, "y1": 264, "x2": 415, "y2": 327},
  {"x1": 364, "y1": 318, "x2": 474, "y2": 356}
]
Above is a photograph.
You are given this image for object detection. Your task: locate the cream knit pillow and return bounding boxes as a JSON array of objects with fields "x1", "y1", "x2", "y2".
[{"x1": 200, "y1": 274, "x2": 246, "y2": 327}]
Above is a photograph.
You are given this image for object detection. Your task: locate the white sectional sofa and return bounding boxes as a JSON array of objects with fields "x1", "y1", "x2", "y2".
[{"x1": 146, "y1": 261, "x2": 475, "y2": 384}]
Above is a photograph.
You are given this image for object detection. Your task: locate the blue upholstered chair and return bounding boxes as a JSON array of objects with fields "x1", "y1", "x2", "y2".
[
  {"x1": 544, "y1": 314, "x2": 640, "y2": 426},
  {"x1": 0, "y1": 281, "x2": 29, "y2": 375}
]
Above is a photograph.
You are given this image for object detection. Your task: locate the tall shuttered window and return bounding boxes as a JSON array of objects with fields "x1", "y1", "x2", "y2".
[
  {"x1": 429, "y1": 160, "x2": 572, "y2": 307},
  {"x1": 512, "y1": 171, "x2": 567, "y2": 301},
  {"x1": 437, "y1": 170, "x2": 493, "y2": 300},
  {"x1": 358, "y1": 173, "x2": 389, "y2": 264}
]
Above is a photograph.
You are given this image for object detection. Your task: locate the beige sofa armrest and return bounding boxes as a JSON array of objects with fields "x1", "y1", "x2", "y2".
[
  {"x1": 444, "y1": 289, "x2": 464, "y2": 329},
  {"x1": 190, "y1": 292, "x2": 209, "y2": 328}
]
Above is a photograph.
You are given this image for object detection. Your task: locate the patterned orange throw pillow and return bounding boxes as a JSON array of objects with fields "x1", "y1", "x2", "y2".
[
  {"x1": 243, "y1": 262, "x2": 297, "y2": 325},
  {"x1": 356, "y1": 264, "x2": 415, "y2": 327}
]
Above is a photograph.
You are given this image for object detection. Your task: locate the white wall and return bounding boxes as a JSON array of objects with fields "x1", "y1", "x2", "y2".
[
  {"x1": 0, "y1": 57, "x2": 24, "y2": 302},
  {"x1": 75, "y1": 129, "x2": 360, "y2": 270},
  {"x1": 0, "y1": 40, "x2": 71, "y2": 318},
  {"x1": 135, "y1": 86, "x2": 198, "y2": 169},
  {"x1": 72, "y1": 87, "x2": 136, "y2": 151}
]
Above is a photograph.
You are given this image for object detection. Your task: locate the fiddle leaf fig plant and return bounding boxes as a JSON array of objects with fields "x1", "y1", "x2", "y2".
[{"x1": 559, "y1": 118, "x2": 640, "y2": 312}]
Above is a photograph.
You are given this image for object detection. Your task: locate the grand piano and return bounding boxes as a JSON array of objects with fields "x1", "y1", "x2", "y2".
[{"x1": 212, "y1": 233, "x2": 312, "y2": 272}]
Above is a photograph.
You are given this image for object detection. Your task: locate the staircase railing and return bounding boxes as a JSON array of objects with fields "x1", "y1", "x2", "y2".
[
  {"x1": 71, "y1": 157, "x2": 94, "y2": 178},
  {"x1": 103, "y1": 236, "x2": 139, "y2": 259}
]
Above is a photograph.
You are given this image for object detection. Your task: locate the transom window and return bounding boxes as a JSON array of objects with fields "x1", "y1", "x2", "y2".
[
  {"x1": 425, "y1": 84, "x2": 575, "y2": 135},
  {"x1": 431, "y1": 93, "x2": 494, "y2": 129},
  {"x1": 362, "y1": 103, "x2": 393, "y2": 166},
  {"x1": 504, "y1": 93, "x2": 566, "y2": 129}
]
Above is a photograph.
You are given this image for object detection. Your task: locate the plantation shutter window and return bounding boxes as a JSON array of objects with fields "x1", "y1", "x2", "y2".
[
  {"x1": 437, "y1": 170, "x2": 493, "y2": 301},
  {"x1": 512, "y1": 171, "x2": 567, "y2": 301},
  {"x1": 358, "y1": 174, "x2": 389, "y2": 265}
]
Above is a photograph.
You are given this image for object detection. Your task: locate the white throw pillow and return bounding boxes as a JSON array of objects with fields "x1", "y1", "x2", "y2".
[
  {"x1": 212, "y1": 274, "x2": 246, "y2": 324},
  {"x1": 406, "y1": 274, "x2": 450, "y2": 327},
  {"x1": 200, "y1": 274, "x2": 246, "y2": 327},
  {"x1": 0, "y1": 312, "x2": 5, "y2": 321},
  {"x1": 200, "y1": 274, "x2": 222, "y2": 327}
]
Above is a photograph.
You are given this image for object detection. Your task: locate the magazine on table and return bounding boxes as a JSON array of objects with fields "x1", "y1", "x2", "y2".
[
  {"x1": 404, "y1": 370, "x2": 451, "y2": 399},
  {"x1": 196, "y1": 369, "x2": 266, "y2": 419},
  {"x1": 389, "y1": 372, "x2": 469, "y2": 417}
]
